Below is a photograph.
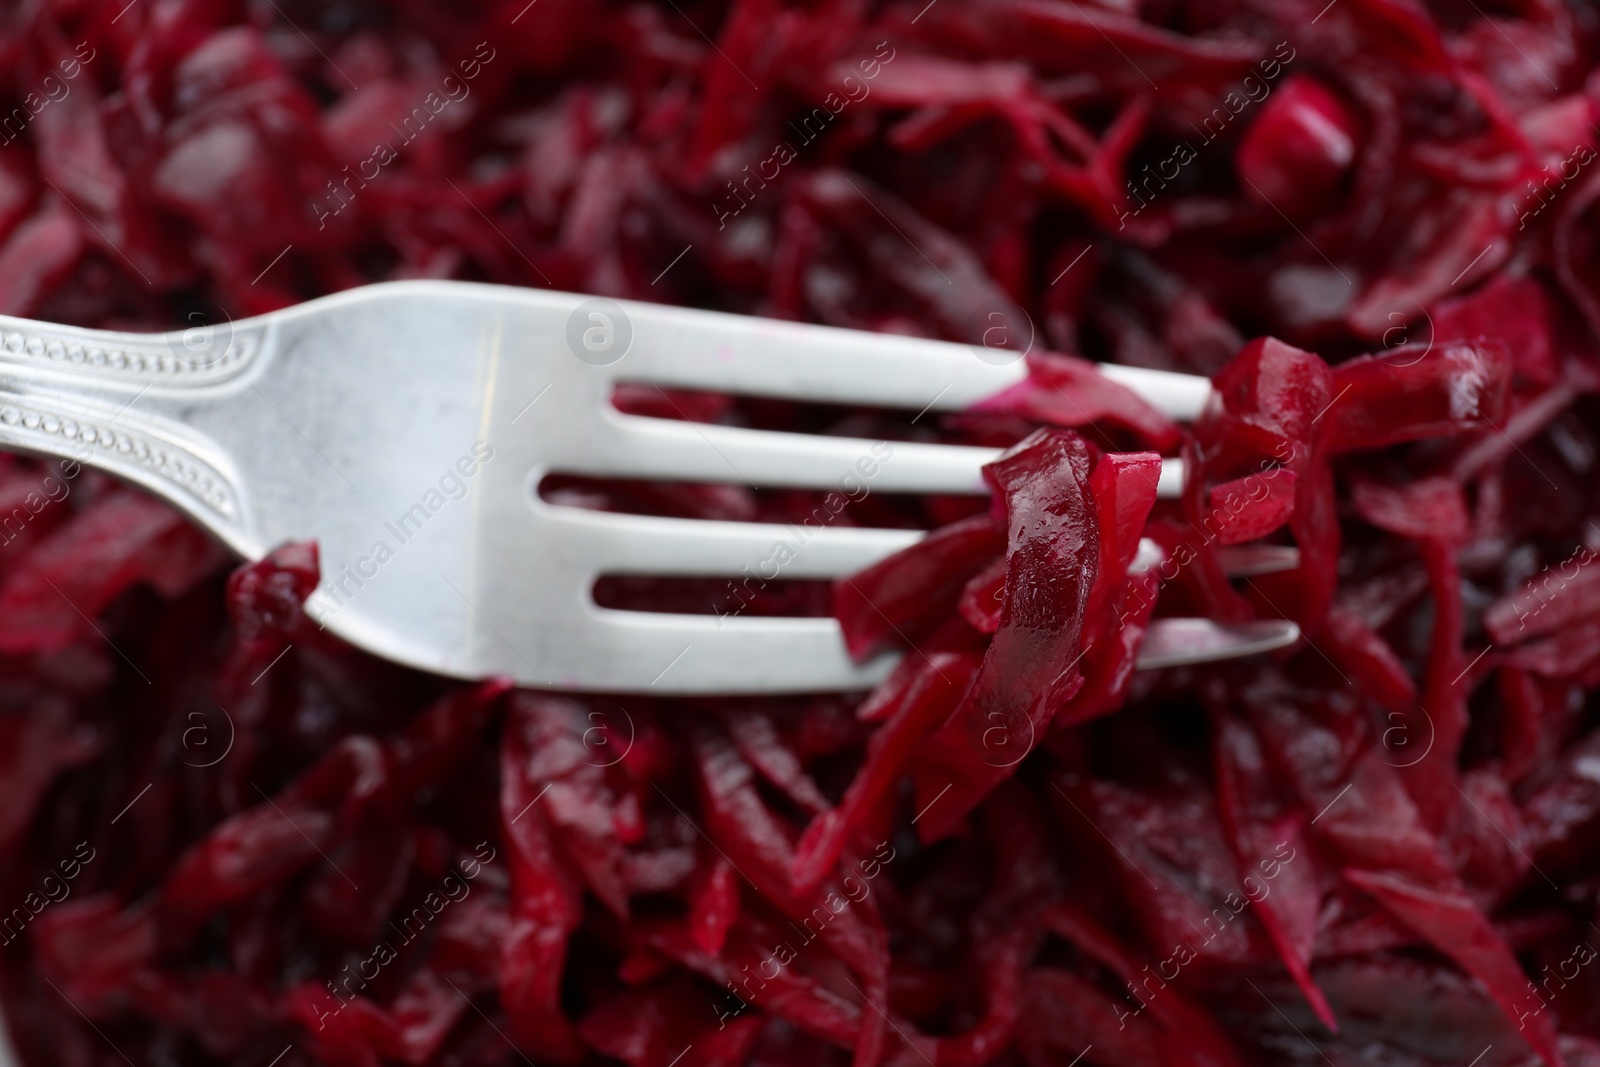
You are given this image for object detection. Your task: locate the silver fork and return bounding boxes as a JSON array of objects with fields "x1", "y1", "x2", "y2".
[{"x1": 0, "y1": 281, "x2": 1297, "y2": 693}]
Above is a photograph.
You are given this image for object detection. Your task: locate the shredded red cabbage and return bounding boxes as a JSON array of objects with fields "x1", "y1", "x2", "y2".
[{"x1": 4, "y1": 3, "x2": 1600, "y2": 1067}]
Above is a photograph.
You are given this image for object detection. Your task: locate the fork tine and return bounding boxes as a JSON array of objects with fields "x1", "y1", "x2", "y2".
[
  {"x1": 589, "y1": 416, "x2": 987, "y2": 494},
  {"x1": 543, "y1": 507, "x2": 924, "y2": 578},
  {"x1": 576, "y1": 613, "x2": 897, "y2": 692},
  {"x1": 1135, "y1": 618, "x2": 1300, "y2": 669},
  {"x1": 615, "y1": 299, "x2": 1213, "y2": 420},
  {"x1": 572, "y1": 416, "x2": 1188, "y2": 497},
  {"x1": 1215, "y1": 544, "x2": 1302, "y2": 577},
  {"x1": 545, "y1": 506, "x2": 1301, "y2": 581},
  {"x1": 571, "y1": 612, "x2": 1301, "y2": 693}
]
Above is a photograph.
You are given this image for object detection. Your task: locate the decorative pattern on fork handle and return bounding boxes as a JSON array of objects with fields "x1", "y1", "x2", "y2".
[
  {"x1": 0, "y1": 318, "x2": 255, "y2": 527},
  {"x1": 0, "y1": 324, "x2": 263, "y2": 383},
  {"x1": 0, "y1": 390, "x2": 242, "y2": 520}
]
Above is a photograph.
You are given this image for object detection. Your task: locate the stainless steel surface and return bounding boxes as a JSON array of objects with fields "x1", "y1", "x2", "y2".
[
  {"x1": 1134, "y1": 618, "x2": 1301, "y2": 670},
  {"x1": 0, "y1": 280, "x2": 1298, "y2": 694}
]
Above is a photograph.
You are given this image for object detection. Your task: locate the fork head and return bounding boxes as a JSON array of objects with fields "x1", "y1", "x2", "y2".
[
  {"x1": 13, "y1": 280, "x2": 1285, "y2": 693},
  {"x1": 191, "y1": 279, "x2": 1033, "y2": 693}
]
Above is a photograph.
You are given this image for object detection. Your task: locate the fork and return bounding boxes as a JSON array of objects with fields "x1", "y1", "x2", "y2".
[{"x1": 0, "y1": 281, "x2": 1297, "y2": 693}]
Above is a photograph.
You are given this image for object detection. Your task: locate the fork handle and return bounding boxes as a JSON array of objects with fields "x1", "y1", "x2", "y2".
[{"x1": 0, "y1": 315, "x2": 264, "y2": 552}]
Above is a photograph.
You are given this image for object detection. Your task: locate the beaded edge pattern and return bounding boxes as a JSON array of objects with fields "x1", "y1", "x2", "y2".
[
  {"x1": 0, "y1": 393, "x2": 238, "y2": 519},
  {"x1": 0, "y1": 327, "x2": 260, "y2": 381}
]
